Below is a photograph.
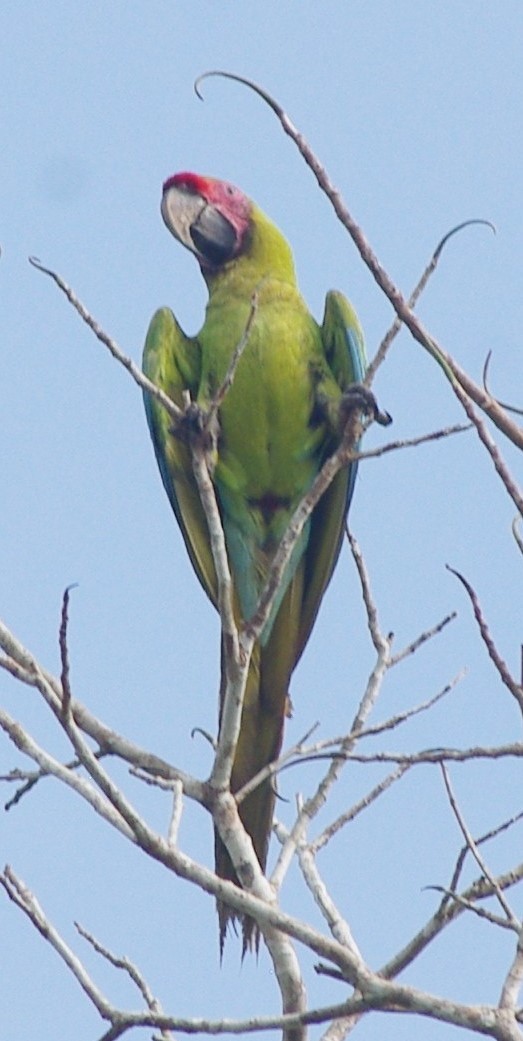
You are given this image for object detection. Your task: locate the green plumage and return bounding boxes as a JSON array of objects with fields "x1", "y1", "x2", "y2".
[{"x1": 143, "y1": 175, "x2": 366, "y2": 949}]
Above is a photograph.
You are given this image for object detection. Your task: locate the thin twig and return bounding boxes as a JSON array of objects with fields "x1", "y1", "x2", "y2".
[
  {"x1": 2, "y1": 747, "x2": 109, "y2": 811},
  {"x1": 512, "y1": 516, "x2": 523, "y2": 557},
  {"x1": 367, "y1": 220, "x2": 495, "y2": 383},
  {"x1": 445, "y1": 809, "x2": 523, "y2": 905},
  {"x1": 29, "y1": 257, "x2": 182, "y2": 424},
  {"x1": 264, "y1": 673, "x2": 462, "y2": 779},
  {"x1": 59, "y1": 584, "x2": 77, "y2": 718},
  {"x1": 446, "y1": 380, "x2": 523, "y2": 517},
  {"x1": 75, "y1": 921, "x2": 174, "y2": 1038},
  {"x1": 168, "y1": 779, "x2": 183, "y2": 847},
  {"x1": 354, "y1": 671, "x2": 465, "y2": 740},
  {"x1": 340, "y1": 744, "x2": 523, "y2": 766},
  {"x1": 1, "y1": 867, "x2": 111, "y2": 1016},
  {"x1": 389, "y1": 612, "x2": 458, "y2": 666},
  {"x1": 499, "y1": 926, "x2": 523, "y2": 1012},
  {"x1": 347, "y1": 530, "x2": 390, "y2": 656},
  {"x1": 234, "y1": 723, "x2": 319, "y2": 805},
  {"x1": 447, "y1": 565, "x2": 523, "y2": 711},
  {"x1": 0, "y1": 709, "x2": 135, "y2": 839},
  {"x1": 0, "y1": 618, "x2": 205, "y2": 801},
  {"x1": 425, "y1": 887, "x2": 515, "y2": 930},
  {"x1": 189, "y1": 439, "x2": 243, "y2": 791},
  {"x1": 380, "y1": 858, "x2": 523, "y2": 981},
  {"x1": 440, "y1": 763, "x2": 519, "y2": 928},
  {"x1": 271, "y1": 534, "x2": 391, "y2": 892},
  {"x1": 298, "y1": 839, "x2": 365, "y2": 963},
  {"x1": 207, "y1": 288, "x2": 259, "y2": 421},
  {"x1": 243, "y1": 420, "x2": 466, "y2": 660},
  {"x1": 312, "y1": 763, "x2": 412, "y2": 853},
  {"x1": 483, "y1": 351, "x2": 523, "y2": 418}
]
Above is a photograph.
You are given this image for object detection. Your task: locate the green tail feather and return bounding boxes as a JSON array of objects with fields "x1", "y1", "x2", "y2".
[{"x1": 215, "y1": 567, "x2": 303, "y2": 952}]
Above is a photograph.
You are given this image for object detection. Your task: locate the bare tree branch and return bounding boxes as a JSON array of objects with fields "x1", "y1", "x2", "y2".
[
  {"x1": 427, "y1": 887, "x2": 515, "y2": 930},
  {"x1": 499, "y1": 927, "x2": 523, "y2": 1014},
  {"x1": 29, "y1": 257, "x2": 182, "y2": 422},
  {"x1": 0, "y1": 618, "x2": 206, "y2": 802},
  {"x1": 2, "y1": 78, "x2": 519, "y2": 1040},
  {"x1": 389, "y1": 612, "x2": 458, "y2": 666},
  {"x1": 440, "y1": 763, "x2": 519, "y2": 928},
  {"x1": 193, "y1": 71, "x2": 523, "y2": 460},
  {"x1": 380, "y1": 859, "x2": 523, "y2": 982},
  {"x1": 446, "y1": 566, "x2": 523, "y2": 712},
  {"x1": 59, "y1": 583, "x2": 77, "y2": 718},
  {"x1": 75, "y1": 921, "x2": 175, "y2": 1041},
  {"x1": 445, "y1": 810, "x2": 523, "y2": 906},
  {"x1": 512, "y1": 516, "x2": 523, "y2": 557},
  {"x1": 1, "y1": 867, "x2": 112, "y2": 1016},
  {"x1": 483, "y1": 351, "x2": 523, "y2": 418},
  {"x1": 271, "y1": 534, "x2": 392, "y2": 893},
  {"x1": 311, "y1": 763, "x2": 412, "y2": 854},
  {"x1": 367, "y1": 219, "x2": 496, "y2": 383},
  {"x1": 342, "y1": 744, "x2": 523, "y2": 766},
  {"x1": 0, "y1": 708, "x2": 135, "y2": 838}
]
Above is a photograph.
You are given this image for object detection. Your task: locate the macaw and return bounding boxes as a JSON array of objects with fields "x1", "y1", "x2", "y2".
[{"x1": 143, "y1": 172, "x2": 368, "y2": 948}]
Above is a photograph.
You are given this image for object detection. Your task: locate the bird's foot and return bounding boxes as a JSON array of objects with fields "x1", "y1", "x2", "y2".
[
  {"x1": 171, "y1": 400, "x2": 220, "y2": 473},
  {"x1": 172, "y1": 399, "x2": 218, "y2": 443},
  {"x1": 339, "y1": 383, "x2": 392, "y2": 436}
]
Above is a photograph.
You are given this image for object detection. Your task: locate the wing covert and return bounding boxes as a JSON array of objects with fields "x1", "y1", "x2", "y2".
[
  {"x1": 297, "y1": 290, "x2": 368, "y2": 660},
  {"x1": 143, "y1": 307, "x2": 218, "y2": 605}
]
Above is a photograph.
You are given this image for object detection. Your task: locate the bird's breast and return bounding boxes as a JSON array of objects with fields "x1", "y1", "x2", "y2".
[{"x1": 202, "y1": 295, "x2": 326, "y2": 504}]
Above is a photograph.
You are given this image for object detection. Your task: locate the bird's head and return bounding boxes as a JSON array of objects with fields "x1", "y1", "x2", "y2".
[{"x1": 161, "y1": 172, "x2": 252, "y2": 272}]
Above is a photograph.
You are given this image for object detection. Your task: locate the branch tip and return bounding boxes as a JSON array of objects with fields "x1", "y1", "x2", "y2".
[
  {"x1": 194, "y1": 70, "x2": 284, "y2": 117},
  {"x1": 434, "y1": 218, "x2": 496, "y2": 261},
  {"x1": 59, "y1": 584, "x2": 77, "y2": 717}
]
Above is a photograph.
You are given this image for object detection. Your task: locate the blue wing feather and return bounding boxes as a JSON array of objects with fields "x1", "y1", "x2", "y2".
[{"x1": 296, "y1": 290, "x2": 367, "y2": 660}]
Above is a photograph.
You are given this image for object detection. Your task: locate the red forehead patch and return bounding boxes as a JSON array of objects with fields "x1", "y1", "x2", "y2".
[{"x1": 163, "y1": 171, "x2": 210, "y2": 195}]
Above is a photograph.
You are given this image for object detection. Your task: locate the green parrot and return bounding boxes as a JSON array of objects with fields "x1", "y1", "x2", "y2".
[{"x1": 143, "y1": 172, "x2": 368, "y2": 948}]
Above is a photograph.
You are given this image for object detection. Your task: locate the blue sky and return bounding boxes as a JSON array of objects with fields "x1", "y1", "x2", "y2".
[{"x1": 1, "y1": 3, "x2": 522, "y2": 1039}]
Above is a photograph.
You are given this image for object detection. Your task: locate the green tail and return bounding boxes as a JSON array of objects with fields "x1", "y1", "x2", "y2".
[{"x1": 215, "y1": 567, "x2": 304, "y2": 952}]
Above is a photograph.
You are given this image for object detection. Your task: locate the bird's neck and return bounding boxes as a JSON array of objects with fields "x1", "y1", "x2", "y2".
[{"x1": 202, "y1": 204, "x2": 297, "y2": 298}]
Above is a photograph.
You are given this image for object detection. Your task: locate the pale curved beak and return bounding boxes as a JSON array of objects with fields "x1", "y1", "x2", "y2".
[
  {"x1": 161, "y1": 183, "x2": 206, "y2": 251},
  {"x1": 161, "y1": 183, "x2": 237, "y2": 266}
]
